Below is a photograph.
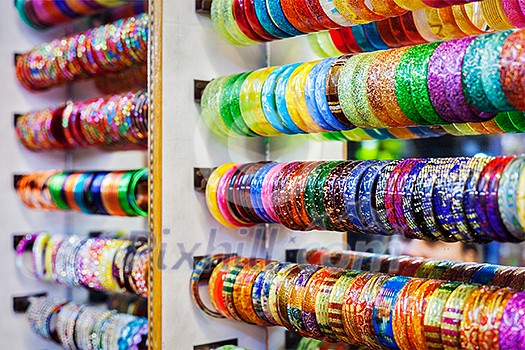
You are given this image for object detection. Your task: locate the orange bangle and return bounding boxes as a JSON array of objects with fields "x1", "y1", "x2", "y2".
[
  {"x1": 460, "y1": 286, "x2": 496, "y2": 349},
  {"x1": 438, "y1": 7, "x2": 469, "y2": 38},
  {"x1": 63, "y1": 173, "x2": 82, "y2": 211},
  {"x1": 233, "y1": 259, "x2": 268, "y2": 324},
  {"x1": 342, "y1": 272, "x2": 373, "y2": 345},
  {"x1": 346, "y1": 0, "x2": 386, "y2": 22},
  {"x1": 378, "y1": 47, "x2": 415, "y2": 127},
  {"x1": 481, "y1": 119, "x2": 505, "y2": 134},
  {"x1": 100, "y1": 172, "x2": 125, "y2": 216},
  {"x1": 452, "y1": 4, "x2": 488, "y2": 36},
  {"x1": 478, "y1": 288, "x2": 515, "y2": 349},
  {"x1": 368, "y1": 0, "x2": 407, "y2": 17},
  {"x1": 408, "y1": 280, "x2": 443, "y2": 349},
  {"x1": 107, "y1": 171, "x2": 128, "y2": 216},
  {"x1": 393, "y1": 278, "x2": 426, "y2": 350},
  {"x1": 209, "y1": 257, "x2": 242, "y2": 319},
  {"x1": 366, "y1": 50, "x2": 401, "y2": 127}
]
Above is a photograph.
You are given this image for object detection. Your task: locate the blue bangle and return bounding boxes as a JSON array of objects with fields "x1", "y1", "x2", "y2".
[
  {"x1": 362, "y1": 23, "x2": 390, "y2": 50},
  {"x1": 251, "y1": 269, "x2": 271, "y2": 323},
  {"x1": 250, "y1": 163, "x2": 277, "y2": 223},
  {"x1": 343, "y1": 160, "x2": 375, "y2": 230},
  {"x1": 433, "y1": 158, "x2": 470, "y2": 242},
  {"x1": 462, "y1": 33, "x2": 499, "y2": 113},
  {"x1": 306, "y1": 60, "x2": 338, "y2": 131},
  {"x1": 406, "y1": 126, "x2": 431, "y2": 138},
  {"x1": 254, "y1": 0, "x2": 292, "y2": 38},
  {"x1": 314, "y1": 58, "x2": 353, "y2": 131},
  {"x1": 53, "y1": 0, "x2": 79, "y2": 19},
  {"x1": 89, "y1": 172, "x2": 109, "y2": 215},
  {"x1": 351, "y1": 25, "x2": 376, "y2": 52},
  {"x1": 373, "y1": 276, "x2": 410, "y2": 349},
  {"x1": 265, "y1": 0, "x2": 303, "y2": 36},
  {"x1": 400, "y1": 160, "x2": 428, "y2": 240},
  {"x1": 74, "y1": 172, "x2": 94, "y2": 214},
  {"x1": 261, "y1": 66, "x2": 295, "y2": 134},
  {"x1": 471, "y1": 264, "x2": 502, "y2": 285},
  {"x1": 118, "y1": 317, "x2": 148, "y2": 350},
  {"x1": 358, "y1": 161, "x2": 390, "y2": 235},
  {"x1": 363, "y1": 128, "x2": 389, "y2": 140},
  {"x1": 481, "y1": 30, "x2": 516, "y2": 112},
  {"x1": 275, "y1": 63, "x2": 307, "y2": 134},
  {"x1": 374, "y1": 161, "x2": 399, "y2": 235}
]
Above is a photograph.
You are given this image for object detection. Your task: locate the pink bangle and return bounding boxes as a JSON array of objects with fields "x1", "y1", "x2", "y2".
[
  {"x1": 262, "y1": 163, "x2": 287, "y2": 223},
  {"x1": 503, "y1": 0, "x2": 525, "y2": 27},
  {"x1": 217, "y1": 165, "x2": 251, "y2": 227}
]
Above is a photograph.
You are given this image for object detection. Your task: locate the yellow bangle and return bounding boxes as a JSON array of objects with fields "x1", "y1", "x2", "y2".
[
  {"x1": 285, "y1": 63, "x2": 311, "y2": 133},
  {"x1": 441, "y1": 284, "x2": 480, "y2": 349},
  {"x1": 466, "y1": 121, "x2": 492, "y2": 135},
  {"x1": 441, "y1": 124, "x2": 465, "y2": 137},
  {"x1": 333, "y1": 0, "x2": 365, "y2": 24},
  {"x1": 317, "y1": 33, "x2": 342, "y2": 58},
  {"x1": 425, "y1": 8, "x2": 451, "y2": 39},
  {"x1": 293, "y1": 61, "x2": 327, "y2": 133},
  {"x1": 248, "y1": 67, "x2": 282, "y2": 136},
  {"x1": 394, "y1": 0, "x2": 426, "y2": 11},
  {"x1": 452, "y1": 3, "x2": 488, "y2": 36},
  {"x1": 453, "y1": 123, "x2": 480, "y2": 136},
  {"x1": 481, "y1": 0, "x2": 514, "y2": 30},
  {"x1": 206, "y1": 163, "x2": 238, "y2": 228},
  {"x1": 240, "y1": 69, "x2": 280, "y2": 136},
  {"x1": 438, "y1": 7, "x2": 469, "y2": 38},
  {"x1": 341, "y1": 128, "x2": 375, "y2": 141}
]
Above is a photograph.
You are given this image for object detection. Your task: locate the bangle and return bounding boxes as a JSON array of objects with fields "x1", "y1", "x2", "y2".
[
  {"x1": 191, "y1": 255, "x2": 227, "y2": 318},
  {"x1": 323, "y1": 162, "x2": 355, "y2": 232},
  {"x1": 441, "y1": 284, "x2": 480, "y2": 349},
  {"x1": 423, "y1": 282, "x2": 461, "y2": 348},
  {"x1": 287, "y1": 264, "x2": 321, "y2": 335},
  {"x1": 499, "y1": 292, "x2": 525, "y2": 349},
  {"x1": 315, "y1": 268, "x2": 344, "y2": 342},
  {"x1": 233, "y1": 0, "x2": 268, "y2": 42},
  {"x1": 229, "y1": 72, "x2": 259, "y2": 136},
  {"x1": 305, "y1": 61, "x2": 337, "y2": 131},
  {"x1": 268, "y1": 263, "x2": 298, "y2": 327},
  {"x1": 220, "y1": 74, "x2": 252, "y2": 136},
  {"x1": 501, "y1": 30, "x2": 525, "y2": 110},
  {"x1": 261, "y1": 262, "x2": 289, "y2": 325},
  {"x1": 394, "y1": 0, "x2": 426, "y2": 11},
  {"x1": 328, "y1": 55, "x2": 357, "y2": 129},
  {"x1": 373, "y1": 276, "x2": 411, "y2": 348},
  {"x1": 302, "y1": 267, "x2": 337, "y2": 339},
  {"x1": 276, "y1": 264, "x2": 303, "y2": 330},
  {"x1": 206, "y1": 164, "x2": 240, "y2": 228},
  {"x1": 261, "y1": 67, "x2": 295, "y2": 134},
  {"x1": 202, "y1": 77, "x2": 234, "y2": 137},
  {"x1": 319, "y1": 0, "x2": 354, "y2": 26},
  {"x1": 375, "y1": 161, "x2": 399, "y2": 235},
  {"x1": 252, "y1": 0, "x2": 291, "y2": 38},
  {"x1": 393, "y1": 278, "x2": 426, "y2": 349},
  {"x1": 266, "y1": 0, "x2": 304, "y2": 36},
  {"x1": 460, "y1": 286, "x2": 496, "y2": 349},
  {"x1": 481, "y1": 0, "x2": 514, "y2": 30},
  {"x1": 275, "y1": 63, "x2": 307, "y2": 134},
  {"x1": 408, "y1": 280, "x2": 443, "y2": 349}
]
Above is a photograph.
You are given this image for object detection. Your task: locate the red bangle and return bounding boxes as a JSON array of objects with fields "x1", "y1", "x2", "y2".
[
  {"x1": 296, "y1": 0, "x2": 326, "y2": 32},
  {"x1": 339, "y1": 27, "x2": 364, "y2": 53},
  {"x1": 388, "y1": 15, "x2": 415, "y2": 47},
  {"x1": 233, "y1": 0, "x2": 268, "y2": 42},
  {"x1": 401, "y1": 12, "x2": 428, "y2": 45},
  {"x1": 329, "y1": 29, "x2": 352, "y2": 54},
  {"x1": 281, "y1": 0, "x2": 314, "y2": 33}
]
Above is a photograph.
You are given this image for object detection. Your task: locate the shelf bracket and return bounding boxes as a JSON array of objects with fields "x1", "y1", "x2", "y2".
[{"x1": 194, "y1": 80, "x2": 210, "y2": 103}]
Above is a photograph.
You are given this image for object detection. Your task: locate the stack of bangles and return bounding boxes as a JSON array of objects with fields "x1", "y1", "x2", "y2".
[
  {"x1": 15, "y1": 90, "x2": 148, "y2": 151},
  {"x1": 201, "y1": 29, "x2": 525, "y2": 138},
  {"x1": 27, "y1": 297, "x2": 147, "y2": 350},
  {"x1": 310, "y1": 0, "x2": 525, "y2": 57},
  {"x1": 94, "y1": 64, "x2": 147, "y2": 95},
  {"x1": 14, "y1": 0, "x2": 139, "y2": 29},
  {"x1": 15, "y1": 169, "x2": 148, "y2": 217},
  {"x1": 303, "y1": 249, "x2": 525, "y2": 290},
  {"x1": 205, "y1": 156, "x2": 525, "y2": 243},
  {"x1": 209, "y1": 0, "x2": 482, "y2": 45},
  {"x1": 15, "y1": 13, "x2": 148, "y2": 91},
  {"x1": 15, "y1": 232, "x2": 148, "y2": 297},
  {"x1": 192, "y1": 255, "x2": 525, "y2": 350}
]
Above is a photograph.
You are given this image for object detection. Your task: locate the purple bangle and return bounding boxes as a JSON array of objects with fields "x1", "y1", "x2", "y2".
[
  {"x1": 443, "y1": 37, "x2": 496, "y2": 123},
  {"x1": 499, "y1": 292, "x2": 525, "y2": 350}
]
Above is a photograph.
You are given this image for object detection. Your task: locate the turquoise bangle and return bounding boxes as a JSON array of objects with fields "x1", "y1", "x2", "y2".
[
  {"x1": 409, "y1": 42, "x2": 447, "y2": 125},
  {"x1": 351, "y1": 26, "x2": 376, "y2": 52},
  {"x1": 265, "y1": 0, "x2": 303, "y2": 36},
  {"x1": 395, "y1": 46, "x2": 428, "y2": 125},
  {"x1": 363, "y1": 128, "x2": 390, "y2": 140},
  {"x1": 362, "y1": 23, "x2": 390, "y2": 50},
  {"x1": 306, "y1": 61, "x2": 337, "y2": 131},
  {"x1": 73, "y1": 173, "x2": 93, "y2": 214},
  {"x1": 254, "y1": 0, "x2": 291, "y2": 38},
  {"x1": 261, "y1": 66, "x2": 295, "y2": 134},
  {"x1": 481, "y1": 30, "x2": 516, "y2": 112},
  {"x1": 462, "y1": 33, "x2": 499, "y2": 113},
  {"x1": 275, "y1": 63, "x2": 306, "y2": 134}
]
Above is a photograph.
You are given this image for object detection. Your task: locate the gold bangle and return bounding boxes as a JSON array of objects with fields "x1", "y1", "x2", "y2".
[
  {"x1": 481, "y1": 0, "x2": 514, "y2": 30},
  {"x1": 394, "y1": 0, "x2": 426, "y2": 11},
  {"x1": 452, "y1": 3, "x2": 488, "y2": 36},
  {"x1": 285, "y1": 63, "x2": 311, "y2": 133},
  {"x1": 413, "y1": 9, "x2": 441, "y2": 42},
  {"x1": 438, "y1": 7, "x2": 469, "y2": 38}
]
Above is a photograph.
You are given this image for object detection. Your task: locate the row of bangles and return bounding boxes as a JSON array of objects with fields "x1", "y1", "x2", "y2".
[
  {"x1": 16, "y1": 232, "x2": 148, "y2": 297},
  {"x1": 14, "y1": 0, "x2": 146, "y2": 29},
  {"x1": 15, "y1": 90, "x2": 148, "y2": 151},
  {"x1": 15, "y1": 13, "x2": 148, "y2": 91},
  {"x1": 209, "y1": 0, "x2": 511, "y2": 45},
  {"x1": 205, "y1": 156, "x2": 525, "y2": 243},
  {"x1": 201, "y1": 29, "x2": 525, "y2": 139},
  {"x1": 27, "y1": 297, "x2": 147, "y2": 350},
  {"x1": 192, "y1": 255, "x2": 525, "y2": 350},
  {"x1": 15, "y1": 169, "x2": 148, "y2": 217},
  {"x1": 302, "y1": 249, "x2": 525, "y2": 290},
  {"x1": 310, "y1": 1, "x2": 525, "y2": 57}
]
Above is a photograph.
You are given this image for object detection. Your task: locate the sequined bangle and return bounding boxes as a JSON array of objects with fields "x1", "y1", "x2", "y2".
[
  {"x1": 500, "y1": 30, "x2": 525, "y2": 110},
  {"x1": 373, "y1": 276, "x2": 410, "y2": 348},
  {"x1": 460, "y1": 286, "x2": 496, "y2": 349},
  {"x1": 408, "y1": 280, "x2": 443, "y2": 349},
  {"x1": 327, "y1": 55, "x2": 356, "y2": 129},
  {"x1": 356, "y1": 161, "x2": 390, "y2": 235},
  {"x1": 499, "y1": 292, "x2": 525, "y2": 349},
  {"x1": 374, "y1": 161, "x2": 399, "y2": 234}
]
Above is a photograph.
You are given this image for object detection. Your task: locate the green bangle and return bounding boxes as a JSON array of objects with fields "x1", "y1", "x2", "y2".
[
  {"x1": 210, "y1": 0, "x2": 240, "y2": 45},
  {"x1": 481, "y1": 30, "x2": 516, "y2": 112},
  {"x1": 228, "y1": 72, "x2": 257, "y2": 136},
  {"x1": 395, "y1": 46, "x2": 428, "y2": 125},
  {"x1": 409, "y1": 42, "x2": 448, "y2": 125},
  {"x1": 339, "y1": 55, "x2": 367, "y2": 128},
  {"x1": 462, "y1": 33, "x2": 499, "y2": 113},
  {"x1": 352, "y1": 52, "x2": 385, "y2": 128},
  {"x1": 48, "y1": 173, "x2": 70, "y2": 210},
  {"x1": 495, "y1": 112, "x2": 520, "y2": 133},
  {"x1": 220, "y1": 0, "x2": 256, "y2": 46},
  {"x1": 317, "y1": 32, "x2": 342, "y2": 58},
  {"x1": 118, "y1": 172, "x2": 138, "y2": 216},
  {"x1": 314, "y1": 161, "x2": 343, "y2": 231},
  {"x1": 201, "y1": 77, "x2": 230, "y2": 137},
  {"x1": 220, "y1": 74, "x2": 250, "y2": 136},
  {"x1": 128, "y1": 169, "x2": 148, "y2": 217},
  {"x1": 508, "y1": 111, "x2": 525, "y2": 132},
  {"x1": 307, "y1": 33, "x2": 329, "y2": 58}
]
